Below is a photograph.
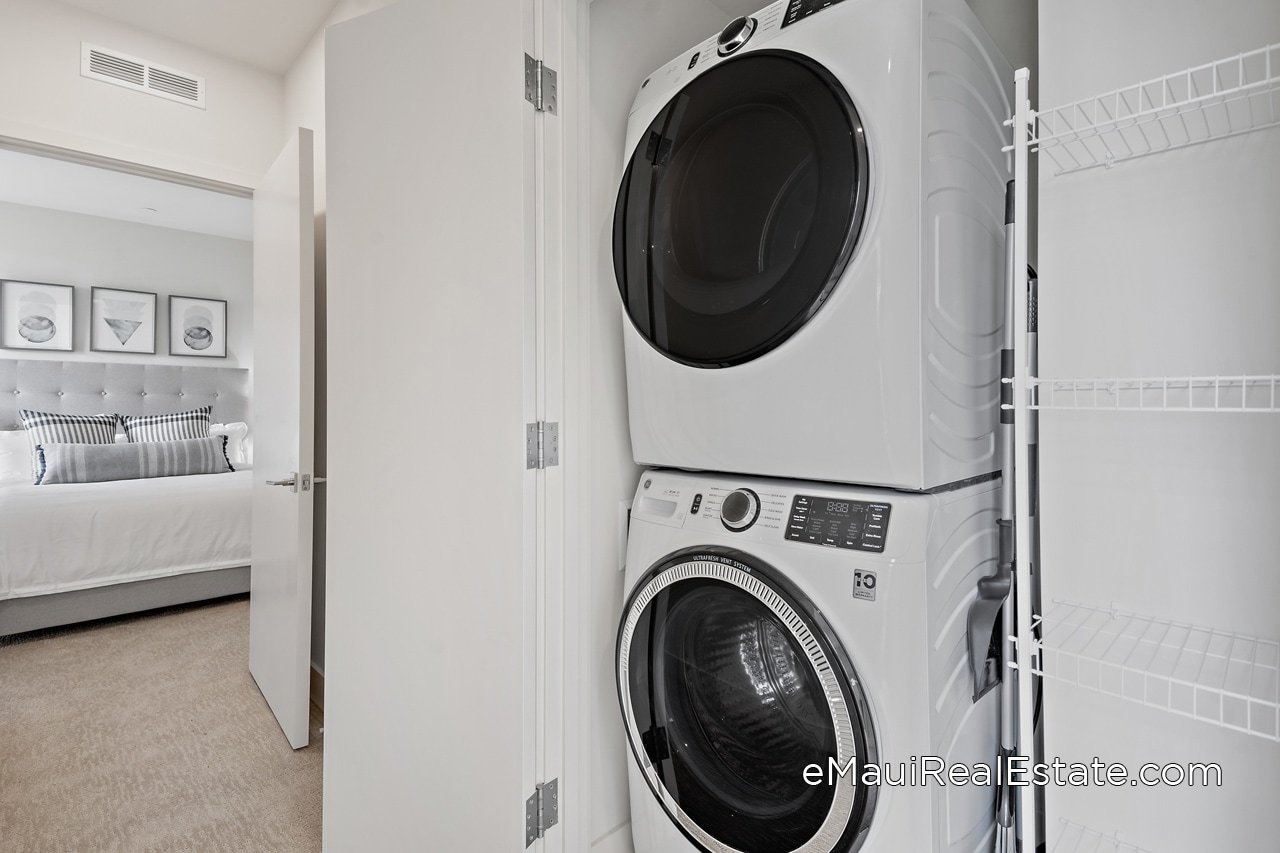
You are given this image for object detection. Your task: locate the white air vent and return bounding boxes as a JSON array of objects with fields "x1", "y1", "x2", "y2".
[{"x1": 81, "y1": 44, "x2": 205, "y2": 109}]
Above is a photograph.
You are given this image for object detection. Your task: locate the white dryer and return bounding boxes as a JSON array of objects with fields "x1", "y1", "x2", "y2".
[
  {"x1": 613, "y1": 0, "x2": 1012, "y2": 490},
  {"x1": 617, "y1": 469, "x2": 1001, "y2": 852}
]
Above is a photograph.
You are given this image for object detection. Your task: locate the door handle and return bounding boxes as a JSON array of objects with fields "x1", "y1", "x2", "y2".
[{"x1": 267, "y1": 474, "x2": 298, "y2": 493}]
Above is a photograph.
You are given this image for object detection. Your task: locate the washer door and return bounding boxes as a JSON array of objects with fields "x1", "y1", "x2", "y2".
[
  {"x1": 613, "y1": 50, "x2": 870, "y2": 368},
  {"x1": 617, "y1": 549, "x2": 877, "y2": 853}
]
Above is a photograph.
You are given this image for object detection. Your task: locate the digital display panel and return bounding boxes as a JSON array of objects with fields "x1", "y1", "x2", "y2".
[
  {"x1": 785, "y1": 494, "x2": 891, "y2": 552},
  {"x1": 781, "y1": 0, "x2": 850, "y2": 29}
]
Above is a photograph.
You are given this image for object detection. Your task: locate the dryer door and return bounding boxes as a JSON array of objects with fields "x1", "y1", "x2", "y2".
[
  {"x1": 617, "y1": 549, "x2": 877, "y2": 853},
  {"x1": 613, "y1": 50, "x2": 869, "y2": 368}
]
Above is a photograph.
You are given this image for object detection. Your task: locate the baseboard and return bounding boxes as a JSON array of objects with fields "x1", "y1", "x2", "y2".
[{"x1": 309, "y1": 664, "x2": 324, "y2": 713}]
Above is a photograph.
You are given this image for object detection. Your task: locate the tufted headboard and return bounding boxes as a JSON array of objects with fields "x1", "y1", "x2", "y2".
[{"x1": 0, "y1": 359, "x2": 250, "y2": 431}]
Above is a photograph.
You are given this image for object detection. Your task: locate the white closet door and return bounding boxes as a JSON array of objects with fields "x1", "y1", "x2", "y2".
[
  {"x1": 322, "y1": 0, "x2": 546, "y2": 849},
  {"x1": 249, "y1": 127, "x2": 317, "y2": 750}
]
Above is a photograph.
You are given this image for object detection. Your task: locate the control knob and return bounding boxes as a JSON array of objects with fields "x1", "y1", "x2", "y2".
[
  {"x1": 720, "y1": 488, "x2": 760, "y2": 532},
  {"x1": 717, "y1": 16, "x2": 757, "y2": 56}
]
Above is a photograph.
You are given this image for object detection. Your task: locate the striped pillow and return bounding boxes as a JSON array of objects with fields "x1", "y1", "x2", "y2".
[
  {"x1": 120, "y1": 405, "x2": 212, "y2": 443},
  {"x1": 19, "y1": 409, "x2": 119, "y2": 480},
  {"x1": 36, "y1": 435, "x2": 234, "y2": 485}
]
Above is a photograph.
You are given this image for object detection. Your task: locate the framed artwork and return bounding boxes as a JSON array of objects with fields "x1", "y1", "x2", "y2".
[
  {"x1": 91, "y1": 287, "x2": 157, "y2": 354},
  {"x1": 169, "y1": 295, "x2": 228, "y2": 358},
  {"x1": 0, "y1": 280, "x2": 75, "y2": 351}
]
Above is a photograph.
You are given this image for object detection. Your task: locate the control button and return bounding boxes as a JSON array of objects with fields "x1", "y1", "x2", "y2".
[
  {"x1": 687, "y1": 52, "x2": 700, "y2": 69},
  {"x1": 690, "y1": 493, "x2": 703, "y2": 515},
  {"x1": 717, "y1": 16, "x2": 757, "y2": 56},
  {"x1": 720, "y1": 488, "x2": 760, "y2": 531}
]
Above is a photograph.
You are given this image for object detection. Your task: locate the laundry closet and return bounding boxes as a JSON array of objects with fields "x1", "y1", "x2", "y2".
[
  {"x1": 587, "y1": 1, "x2": 1035, "y2": 851},
  {"x1": 319, "y1": 0, "x2": 1276, "y2": 851}
]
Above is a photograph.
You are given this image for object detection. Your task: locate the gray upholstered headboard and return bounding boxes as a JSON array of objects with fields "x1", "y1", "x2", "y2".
[{"x1": 0, "y1": 359, "x2": 250, "y2": 431}]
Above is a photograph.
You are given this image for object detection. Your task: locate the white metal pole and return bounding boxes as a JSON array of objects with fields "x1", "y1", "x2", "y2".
[{"x1": 1011, "y1": 65, "x2": 1041, "y2": 852}]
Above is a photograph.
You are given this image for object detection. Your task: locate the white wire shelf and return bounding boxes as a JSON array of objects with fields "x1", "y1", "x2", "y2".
[
  {"x1": 1051, "y1": 819, "x2": 1155, "y2": 853},
  {"x1": 1018, "y1": 43, "x2": 1280, "y2": 174},
  {"x1": 1021, "y1": 601, "x2": 1280, "y2": 742},
  {"x1": 1028, "y1": 375, "x2": 1280, "y2": 413}
]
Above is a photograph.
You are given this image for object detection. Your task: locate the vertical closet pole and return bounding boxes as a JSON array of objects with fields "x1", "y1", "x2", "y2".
[
  {"x1": 1010, "y1": 65, "x2": 1040, "y2": 852},
  {"x1": 994, "y1": 176, "x2": 1018, "y2": 853}
]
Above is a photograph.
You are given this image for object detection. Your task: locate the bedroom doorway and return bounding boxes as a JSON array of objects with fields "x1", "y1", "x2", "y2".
[
  {"x1": 0, "y1": 137, "x2": 327, "y2": 849},
  {"x1": 0, "y1": 141, "x2": 257, "y2": 634}
]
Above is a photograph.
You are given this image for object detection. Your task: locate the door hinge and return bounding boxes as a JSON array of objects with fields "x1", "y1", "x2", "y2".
[
  {"x1": 525, "y1": 778, "x2": 559, "y2": 847},
  {"x1": 524, "y1": 53, "x2": 558, "y2": 114},
  {"x1": 526, "y1": 421, "x2": 560, "y2": 469}
]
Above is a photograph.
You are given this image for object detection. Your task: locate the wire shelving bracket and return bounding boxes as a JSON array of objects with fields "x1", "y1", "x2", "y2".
[
  {"x1": 1031, "y1": 375, "x2": 1280, "y2": 413},
  {"x1": 1024, "y1": 601, "x2": 1280, "y2": 743},
  {"x1": 1020, "y1": 43, "x2": 1280, "y2": 175}
]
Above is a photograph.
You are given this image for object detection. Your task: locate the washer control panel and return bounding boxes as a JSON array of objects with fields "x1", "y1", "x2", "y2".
[
  {"x1": 785, "y1": 495, "x2": 891, "y2": 552},
  {"x1": 781, "y1": 0, "x2": 849, "y2": 29}
]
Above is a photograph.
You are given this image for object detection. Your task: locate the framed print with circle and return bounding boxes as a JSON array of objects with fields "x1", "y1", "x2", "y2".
[
  {"x1": 169, "y1": 295, "x2": 228, "y2": 358},
  {"x1": 1, "y1": 280, "x2": 75, "y2": 351},
  {"x1": 91, "y1": 286, "x2": 157, "y2": 354}
]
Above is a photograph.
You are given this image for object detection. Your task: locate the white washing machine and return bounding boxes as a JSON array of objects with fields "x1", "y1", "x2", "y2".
[
  {"x1": 613, "y1": 0, "x2": 1013, "y2": 490},
  {"x1": 617, "y1": 469, "x2": 1001, "y2": 852}
]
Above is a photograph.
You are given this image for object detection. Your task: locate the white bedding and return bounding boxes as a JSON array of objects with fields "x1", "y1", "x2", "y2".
[{"x1": 0, "y1": 469, "x2": 251, "y2": 600}]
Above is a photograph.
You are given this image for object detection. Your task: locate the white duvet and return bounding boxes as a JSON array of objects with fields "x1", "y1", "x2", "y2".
[{"x1": 0, "y1": 470, "x2": 251, "y2": 599}]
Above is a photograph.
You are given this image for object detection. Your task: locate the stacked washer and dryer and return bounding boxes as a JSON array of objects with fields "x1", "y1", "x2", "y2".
[{"x1": 611, "y1": 1, "x2": 1014, "y2": 851}]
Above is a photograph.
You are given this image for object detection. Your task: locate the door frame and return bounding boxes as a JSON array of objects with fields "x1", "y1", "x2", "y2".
[
  {"x1": 531, "y1": 0, "x2": 584, "y2": 849},
  {"x1": 557, "y1": 0, "x2": 593, "y2": 850},
  {"x1": 0, "y1": 134, "x2": 255, "y2": 197}
]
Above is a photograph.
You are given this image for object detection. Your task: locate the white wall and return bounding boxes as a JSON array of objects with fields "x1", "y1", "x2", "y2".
[
  {"x1": 0, "y1": 0, "x2": 285, "y2": 188},
  {"x1": 284, "y1": 0, "x2": 398, "y2": 215},
  {"x1": 0, "y1": 201, "x2": 253, "y2": 368},
  {"x1": 1038, "y1": 2, "x2": 1280, "y2": 850},
  {"x1": 282, "y1": 0, "x2": 398, "y2": 676},
  {"x1": 585, "y1": 3, "x2": 748, "y2": 849}
]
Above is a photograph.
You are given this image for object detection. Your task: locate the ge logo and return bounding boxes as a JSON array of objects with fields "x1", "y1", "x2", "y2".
[{"x1": 853, "y1": 570, "x2": 877, "y2": 602}]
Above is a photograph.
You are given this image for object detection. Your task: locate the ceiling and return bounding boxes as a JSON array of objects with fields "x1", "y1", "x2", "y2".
[
  {"x1": 55, "y1": 0, "x2": 342, "y2": 74},
  {"x1": 0, "y1": 149, "x2": 252, "y2": 241}
]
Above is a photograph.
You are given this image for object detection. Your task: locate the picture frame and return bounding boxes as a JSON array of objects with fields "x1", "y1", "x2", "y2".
[
  {"x1": 91, "y1": 286, "x2": 157, "y2": 354},
  {"x1": 169, "y1": 295, "x2": 228, "y2": 358},
  {"x1": 0, "y1": 280, "x2": 75, "y2": 351}
]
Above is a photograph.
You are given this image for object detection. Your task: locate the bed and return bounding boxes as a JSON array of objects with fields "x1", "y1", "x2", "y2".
[{"x1": 0, "y1": 358, "x2": 252, "y2": 635}]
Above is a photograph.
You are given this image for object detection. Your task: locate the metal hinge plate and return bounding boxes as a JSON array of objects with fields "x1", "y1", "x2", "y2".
[
  {"x1": 526, "y1": 421, "x2": 560, "y2": 469},
  {"x1": 524, "y1": 778, "x2": 559, "y2": 846},
  {"x1": 524, "y1": 53, "x2": 557, "y2": 114}
]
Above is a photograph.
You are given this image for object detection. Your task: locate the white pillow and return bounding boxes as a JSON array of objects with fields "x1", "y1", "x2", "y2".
[
  {"x1": 0, "y1": 430, "x2": 33, "y2": 485},
  {"x1": 210, "y1": 422, "x2": 249, "y2": 465}
]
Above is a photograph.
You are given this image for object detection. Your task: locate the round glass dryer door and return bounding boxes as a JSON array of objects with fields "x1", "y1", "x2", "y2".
[
  {"x1": 617, "y1": 550, "x2": 877, "y2": 852},
  {"x1": 613, "y1": 50, "x2": 870, "y2": 368}
]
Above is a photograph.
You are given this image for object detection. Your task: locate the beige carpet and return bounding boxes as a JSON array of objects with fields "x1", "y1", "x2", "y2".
[{"x1": 0, "y1": 597, "x2": 322, "y2": 853}]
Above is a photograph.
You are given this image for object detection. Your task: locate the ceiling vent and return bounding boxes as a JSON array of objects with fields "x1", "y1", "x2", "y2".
[{"x1": 81, "y1": 44, "x2": 205, "y2": 109}]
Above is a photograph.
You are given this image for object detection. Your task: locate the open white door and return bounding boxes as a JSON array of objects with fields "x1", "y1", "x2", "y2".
[{"x1": 249, "y1": 128, "x2": 316, "y2": 750}]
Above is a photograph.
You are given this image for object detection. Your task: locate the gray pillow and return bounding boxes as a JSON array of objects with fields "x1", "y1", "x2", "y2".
[
  {"x1": 35, "y1": 435, "x2": 234, "y2": 485},
  {"x1": 19, "y1": 409, "x2": 119, "y2": 479},
  {"x1": 119, "y1": 405, "x2": 212, "y2": 443}
]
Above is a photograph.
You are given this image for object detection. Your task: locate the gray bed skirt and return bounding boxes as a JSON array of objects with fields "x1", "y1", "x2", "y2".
[{"x1": 0, "y1": 566, "x2": 251, "y2": 636}]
